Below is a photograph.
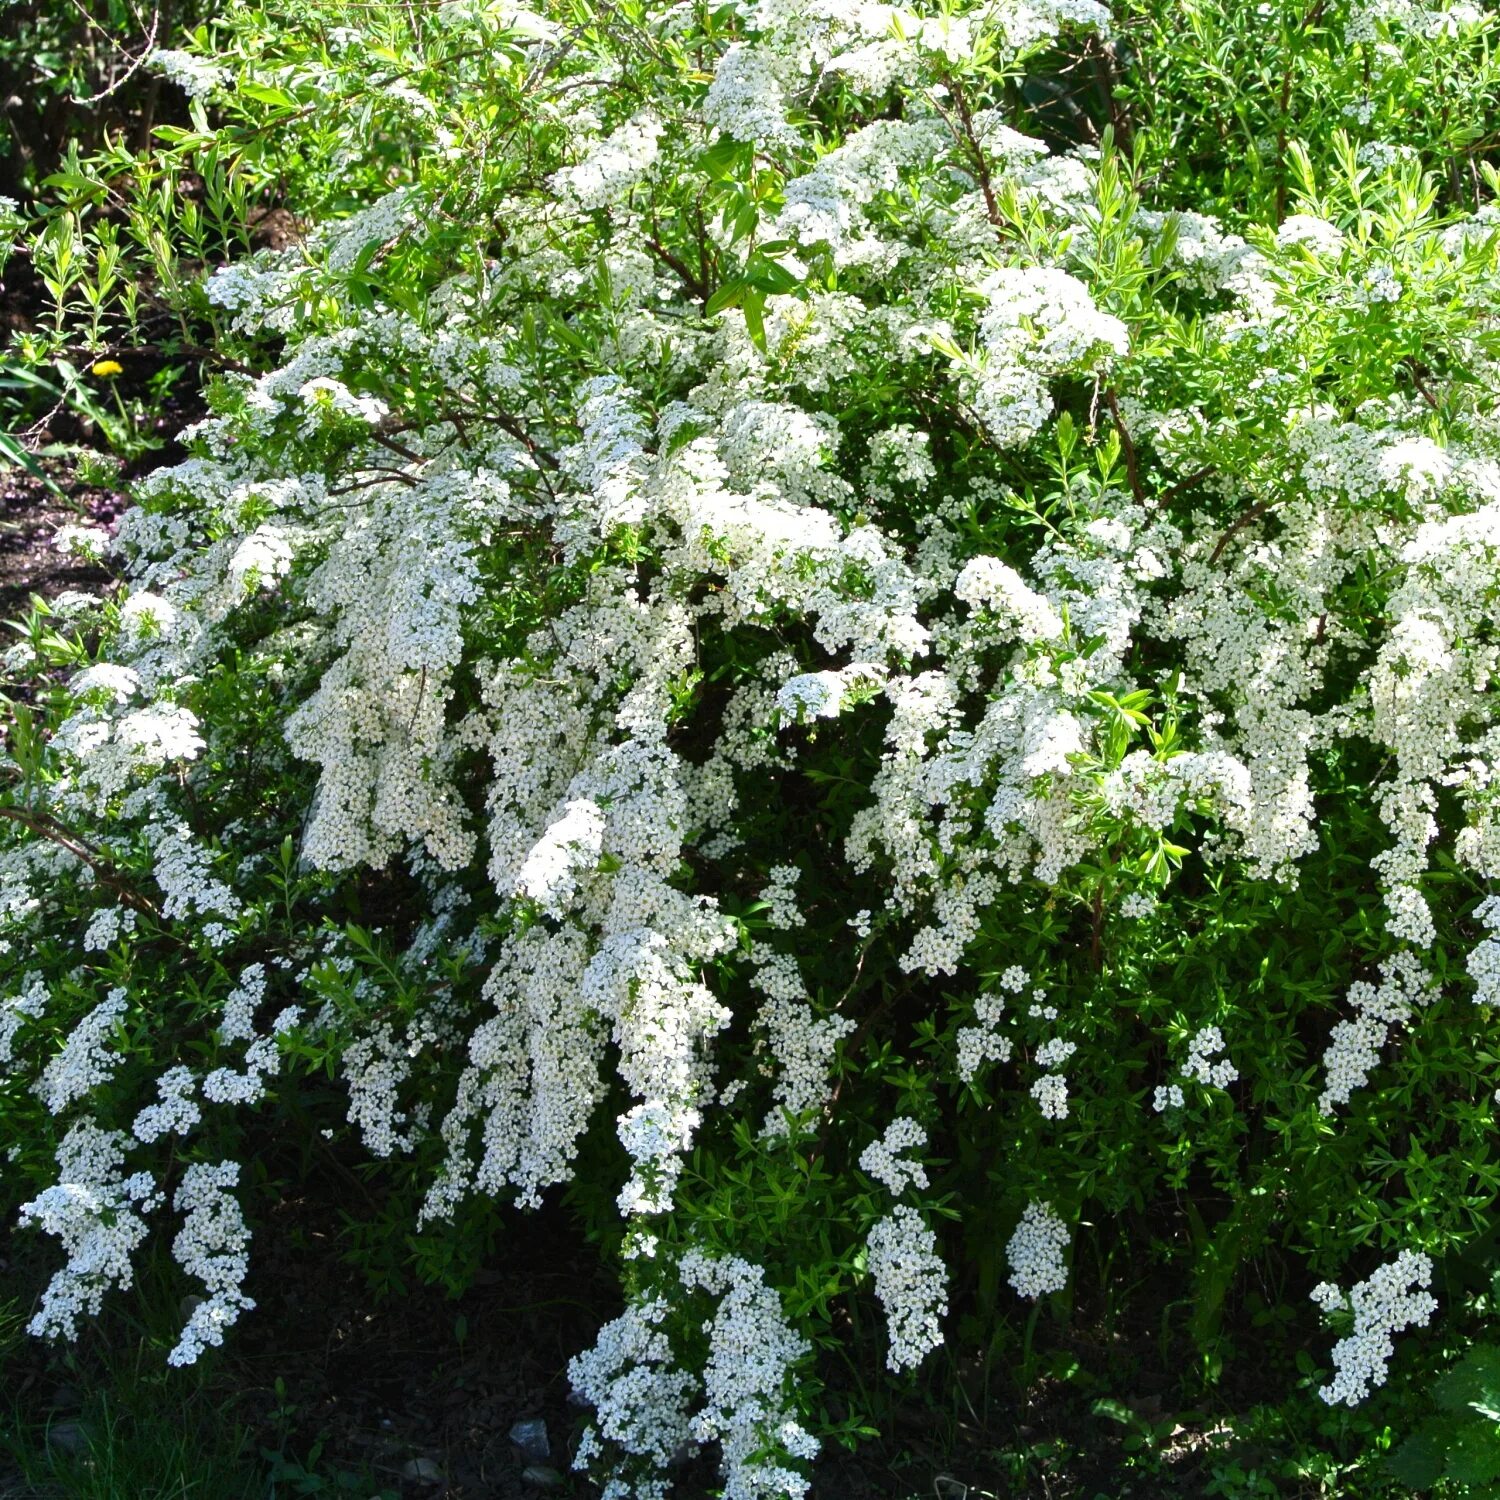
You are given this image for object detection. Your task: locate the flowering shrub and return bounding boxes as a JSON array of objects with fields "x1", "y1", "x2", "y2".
[{"x1": 7, "y1": 0, "x2": 1500, "y2": 1492}]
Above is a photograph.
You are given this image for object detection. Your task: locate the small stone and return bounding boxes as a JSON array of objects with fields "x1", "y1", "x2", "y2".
[
  {"x1": 47, "y1": 1420, "x2": 89, "y2": 1457},
  {"x1": 508, "y1": 1417, "x2": 550, "y2": 1463},
  {"x1": 521, "y1": 1465, "x2": 566, "y2": 1489},
  {"x1": 400, "y1": 1457, "x2": 443, "y2": 1484}
]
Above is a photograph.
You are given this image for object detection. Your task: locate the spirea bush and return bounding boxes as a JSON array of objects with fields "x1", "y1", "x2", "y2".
[{"x1": 7, "y1": 0, "x2": 1500, "y2": 1492}]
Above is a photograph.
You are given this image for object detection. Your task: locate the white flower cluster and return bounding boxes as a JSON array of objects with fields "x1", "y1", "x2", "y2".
[
  {"x1": 1006, "y1": 1199, "x2": 1070, "y2": 1300},
  {"x1": 514, "y1": 798, "x2": 606, "y2": 916},
  {"x1": 571, "y1": 1251, "x2": 817, "y2": 1500},
  {"x1": 51, "y1": 702, "x2": 205, "y2": 810},
  {"x1": 570, "y1": 1297, "x2": 694, "y2": 1500},
  {"x1": 552, "y1": 112, "x2": 665, "y2": 209},
  {"x1": 35, "y1": 988, "x2": 129, "y2": 1115},
  {"x1": 13, "y1": 0, "x2": 1500, "y2": 1473},
  {"x1": 866, "y1": 1206, "x2": 949, "y2": 1371},
  {"x1": 1318, "y1": 953, "x2": 1436, "y2": 1114},
  {"x1": 1311, "y1": 1250, "x2": 1437, "y2": 1406},
  {"x1": 82, "y1": 903, "x2": 139, "y2": 951},
  {"x1": 1181, "y1": 1026, "x2": 1238, "y2": 1090},
  {"x1": 858, "y1": 1116, "x2": 931, "y2": 1195},
  {"x1": 132, "y1": 1066, "x2": 202, "y2": 1144},
  {"x1": 0, "y1": 971, "x2": 49, "y2": 1065},
  {"x1": 703, "y1": 45, "x2": 796, "y2": 146},
  {"x1": 167, "y1": 1161, "x2": 256, "y2": 1366},
  {"x1": 1467, "y1": 894, "x2": 1500, "y2": 1007},
  {"x1": 681, "y1": 1250, "x2": 820, "y2": 1500},
  {"x1": 955, "y1": 555, "x2": 1064, "y2": 642},
  {"x1": 1030, "y1": 1070, "x2": 1070, "y2": 1119},
  {"x1": 966, "y1": 267, "x2": 1127, "y2": 448},
  {"x1": 149, "y1": 47, "x2": 228, "y2": 97},
  {"x1": 758, "y1": 865, "x2": 806, "y2": 932},
  {"x1": 19, "y1": 1121, "x2": 160, "y2": 1340},
  {"x1": 956, "y1": 990, "x2": 1013, "y2": 1083},
  {"x1": 776, "y1": 663, "x2": 886, "y2": 723}
]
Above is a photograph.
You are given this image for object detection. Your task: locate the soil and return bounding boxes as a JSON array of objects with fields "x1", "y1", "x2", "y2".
[
  {"x1": 0, "y1": 466, "x2": 120, "y2": 617},
  {"x1": 231, "y1": 1192, "x2": 613, "y2": 1500},
  {"x1": 0, "y1": 1174, "x2": 1285, "y2": 1500}
]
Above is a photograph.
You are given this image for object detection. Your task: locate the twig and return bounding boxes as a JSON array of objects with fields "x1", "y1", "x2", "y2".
[
  {"x1": 369, "y1": 430, "x2": 426, "y2": 464},
  {"x1": 1208, "y1": 497, "x2": 1278, "y2": 565},
  {"x1": 1158, "y1": 465, "x2": 1215, "y2": 505},
  {"x1": 644, "y1": 227, "x2": 708, "y2": 304},
  {"x1": 326, "y1": 467, "x2": 422, "y2": 496},
  {"x1": 0, "y1": 806, "x2": 159, "y2": 914},
  {"x1": 1102, "y1": 388, "x2": 1145, "y2": 504},
  {"x1": 1407, "y1": 363, "x2": 1441, "y2": 411},
  {"x1": 1090, "y1": 882, "x2": 1104, "y2": 971},
  {"x1": 943, "y1": 73, "x2": 1005, "y2": 231},
  {"x1": 65, "y1": 0, "x2": 162, "y2": 106}
]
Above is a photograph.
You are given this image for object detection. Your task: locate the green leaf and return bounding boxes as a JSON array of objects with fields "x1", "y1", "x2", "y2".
[
  {"x1": 1387, "y1": 1434, "x2": 1444, "y2": 1492},
  {"x1": 705, "y1": 279, "x2": 747, "y2": 317},
  {"x1": 742, "y1": 288, "x2": 767, "y2": 353},
  {"x1": 239, "y1": 82, "x2": 300, "y2": 109}
]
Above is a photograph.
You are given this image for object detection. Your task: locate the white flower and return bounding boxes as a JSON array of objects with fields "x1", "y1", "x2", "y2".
[
  {"x1": 228, "y1": 525, "x2": 294, "y2": 592},
  {"x1": 514, "y1": 798, "x2": 606, "y2": 915},
  {"x1": 859, "y1": 1117, "x2": 930, "y2": 1195},
  {"x1": 35, "y1": 989, "x2": 129, "y2": 1115},
  {"x1": 53, "y1": 524, "x2": 110, "y2": 560},
  {"x1": 149, "y1": 48, "x2": 227, "y2": 97},
  {"x1": 866, "y1": 1206, "x2": 948, "y2": 1371},
  {"x1": 167, "y1": 1162, "x2": 256, "y2": 1366},
  {"x1": 955, "y1": 556, "x2": 1064, "y2": 641},
  {"x1": 552, "y1": 113, "x2": 665, "y2": 209},
  {"x1": 703, "y1": 45, "x2": 795, "y2": 146},
  {"x1": 20, "y1": 1121, "x2": 160, "y2": 1340},
  {"x1": 1313, "y1": 1250, "x2": 1436, "y2": 1406},
  {"x1": 1006, "y1": 1200, "x2": 1070, "y2": 1300}
]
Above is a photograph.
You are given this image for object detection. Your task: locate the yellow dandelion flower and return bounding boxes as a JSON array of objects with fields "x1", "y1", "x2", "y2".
[{"x1": 90, "y1": 359, "x2": 123, "y2": 379}]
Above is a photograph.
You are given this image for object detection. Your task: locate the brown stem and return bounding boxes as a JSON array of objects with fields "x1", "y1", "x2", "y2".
[
  {"x1": 1208, "y1": 497, "x2": 1278, "y2": 565},
  {"x1": 1089, "y1": 38, "x2": 1133, "y2": 155},
  {"x1": 945, "y1": 73, "x2": 1005, "y2": 231},
  {"x1": 1090, "y1": 882, "x2": 1104, "y2": 971},
  {"x1": 1275, "y1": 0, "x2": 1328, "y2": 223},
  {"x1": 369, "y1": 431, "x2": 426, "y2": 464},
  {"x1": 1407, "y1": 362, "x2": 1441, "y2": 411},
  {"x1": 326, "y1": 467, "x2": 421, "y2": 497},
  {"x1": 1158, "y1": 465, "x2": 1215, "y2": 505},
  {"x1": 1103, "y1": 388, "x2": 1145, "y2": 505},
  {"x1": 644, "y1": 230, "x2": 708, "y2": 304},
  {"x1": 0, "y1": 806, "x2": 158, "y2": 915}
]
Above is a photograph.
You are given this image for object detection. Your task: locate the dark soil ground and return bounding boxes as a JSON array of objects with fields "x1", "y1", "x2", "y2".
[
  {"x1": 0, "y1": 466, "x2": 118, "y2": 617},
  {"x1": 2, "y1": 1179, "x2": 1245, "y2": 1500}
]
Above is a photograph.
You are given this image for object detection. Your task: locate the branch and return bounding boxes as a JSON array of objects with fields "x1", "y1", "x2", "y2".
[
  {"x1": 0, "y1": 806, "x2": 159, "y2": 915},
  {"x1": 1208, "y1": 497, "x2": 1278, "y2": 565},
  {"x1": 1158, "y1": 465, "x2": 1215, "y2": 505},
  {"x1": 65, "y1": 0, "x2": 162, "y2": 107},
  {"x1": 644, "y1": 229, "x2": 708, "y2": 304},
  {"x1": 1103, "y1": 388, "x2": 1144, "y2": 505},
  {"x1": 943, "y1": 73, "x2": 1005, "y2": 231}
]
